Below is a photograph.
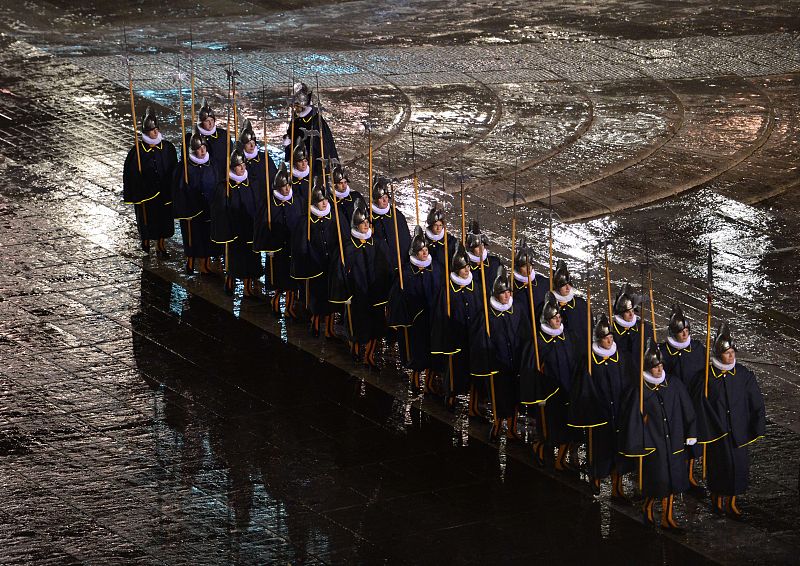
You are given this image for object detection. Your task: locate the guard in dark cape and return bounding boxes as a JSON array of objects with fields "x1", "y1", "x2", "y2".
[
  {"x1": 254, "y1": 163, "x2": 303, "y2": 316},
  {"x1": 660, "y1": 303, "x2": 707, "y2": 490},
  {"x1": 290, "y1": 179, "x2": 337, "y2": 337},
  {"x1": 692, "y1": 322, "x2": 765, "y2": 519},
  {"x1": 172, "y1": 125, "x2": 219, "y2": 274},
  {"x1": 239, "y1": 118, "x2": 278, "y2": 202},
  {"x1": 431, "y1": 242, "x2": 484, "y2": 413},
  {"x1": 123, "y1": 106, "x2": 176, "y2": 257},
  {"x1": 389, "y1": 226, "x2": 443, "y2": 392},
  {"x1": 611, "y1": 283, "x2": 654, "y2": 375},
  {"x1": 425, "y1": 204, "x2": 458, "y2": 269},
  {"x1": 470, "y1": 265, "x2": 529, "y2": 441},
  {"x1": 618, "y1": 339, "x2": 697, "y2": 529},
  {"x1": 283, "y1": 82, "x2": 338, "y2": 166},
  {"x1": 192, "y1": 98, "x2": 230, "y2": 181},
  {"x1": 511, "y1": 237, "x2": 549, "y2": 326},
  {"x1": 521, "y1": 292, "x2": 582, "y2": 471},
  {"x1": 335, "y1": 201, "x2": 393, "y2": 368},
  {"x1": 465, "y1": 220, "x2": 501, "y2": 295},
  {"x1": 568, "y1": 314, "x2": 634, "y2": 499},
  {"x1": 289, "y1": 139, "x2": 312, "y2": 205},
  {"x1": 370, "y1": 176, "x2": 410, "y2": 274},
  {"x1": 224, "y1": 148, "x2": 263, "y2": 297},
  {"x1": 551, "y1": 260, "x2": 589, "y2": 349}
]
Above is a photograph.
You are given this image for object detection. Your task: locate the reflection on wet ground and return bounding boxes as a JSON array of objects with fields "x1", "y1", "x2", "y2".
[{"x1": 0, "y1": 1, "x2": 799, "y2": 564}]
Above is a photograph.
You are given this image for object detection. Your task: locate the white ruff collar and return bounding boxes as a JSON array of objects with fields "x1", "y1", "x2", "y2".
[
  {"x1": 667, "y1": 335, "x2": 692, "y2": 349},
  {"x1": 711, "y1": 357, "x2": 736, "y2": 372},
  {"x1": 292, "y1": 167, "x2": 310, "y2": 179},
  {"x1": 229, "y1": 169, "x2": 248, "y2": 183},
  {"x1": 273, "y1": 188, "x2": 293, "y2": 202},
  {"x1": 553, "y1": 289, "x2": 574, "y2": 303},
  {"x1": 372, "y1": 203, "x2": 390, "y2": 215},
  {"x1": 451, "y1": 271, "x2": 473, "y2": 287},
  {"x1": 197, "y1": 124, "x2": 216, "y2": 136},
  {"x1": 141, "y1": 131, "x2": 162, "y2": 146},
  {"x1": 467, "y1": 248, "x2": 488, "y2": 263},
  {"x1": 644, "y1": 370, "x2": 666, "y2": 385},
  {"x1": 189, "y1": 152, "x2": 209, "y2": 165},
  {"x1": 410, "y1": 255, "x2": 432, "y2": 268},
  {"x1": 335, "y1": 185, "x2": 351, "y2": 199},
  {"x1": 311, "y1": 204, "x2": 330, "y2": 217},
  {"x1": 490, "y1": 296, "x2": 513, "y2": 312},
  {"x1": 540, "y1": 323, "x2": 564, "y2": 337},
  {"x1": 514, "y1": 271, "x2": 535, "y2": 284},
  {"x1": 614, "y1": 314, "x2": 638, "y2": 328},
  {"x1": 592, "y1": 341, "x2": 618, "y2": 358},
  {"x1": 425, "y1": 227, "x2": 444, "y2": 241},
  {"x1": 297, "y1": 106, "x2": 313, "y2": 118},
  {"x1": 352, "y1": 228, "x2": 372, "y2": 240},
  {"x1": 244, "y1": 148, "x2": 258, "y2": 159}
]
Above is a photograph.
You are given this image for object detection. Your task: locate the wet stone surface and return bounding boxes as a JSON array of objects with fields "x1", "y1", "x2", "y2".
[{"x1": 0, "y1": 1, "x2": 799, "y2": 564}]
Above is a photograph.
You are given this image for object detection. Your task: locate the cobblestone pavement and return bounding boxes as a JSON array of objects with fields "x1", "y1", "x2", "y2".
[{"x1": 0, "y1": 1, "x2": 799, "y2": 564}]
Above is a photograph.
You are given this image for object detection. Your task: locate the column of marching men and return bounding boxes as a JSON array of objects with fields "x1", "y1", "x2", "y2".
[{"x1": 122, "y1": 82, "x2": 766, "y2": 531}]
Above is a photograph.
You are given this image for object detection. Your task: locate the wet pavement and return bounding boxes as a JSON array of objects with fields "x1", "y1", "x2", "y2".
[{"x1": 1, "y1": 1, "x2": 799, "y2": 564}]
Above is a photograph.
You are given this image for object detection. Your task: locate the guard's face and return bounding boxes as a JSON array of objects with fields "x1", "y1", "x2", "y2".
[
  {"x1": 621, "y1": 308, "x2": 636, "y2": 322},
  {"x1": 429, "y1": 220, "x2": 444, "y2": 235},
  {"x1": 316, "y1": 199, "x2": 329, "y2": 212},
  {"x1": 294, "y1": 157, "x2": 308, "y2": 172},
  {"x1": 145, "y1": 127, "x2": 159, "y2": 142},
  {"x1": 497, "y1": 290, "x2": 511, "y2": 305},
  {"x1": 335, "y1": 179, "x2": 348, "y2": 192},
  {"x1": 415, "y1": 247, "x2": 429, "y2": 262},
  {"x1": 470, "y1": 244, "x2": 484, "y2": 260},
  {"x1": 674, "y1": 327, "x2": 690, "y2": 342},
  {"x1": 201, "y1": 117, "x2": 215, "y2": 131},
  {"x1": 293, "y1": 102, "x2": 305, "y2": 114},
  {"x1": 244, "y1": 140, "x2": 256, "y2": 154},
  {"x1": 376, "y1": 195, "x2": 389, "y2": 208},
  {"x1": 357, "y1": 219, "x2": 370, "y2": 234},
  {"x1": 598, "y1": 334, "x2": 614, "y2": 349},
  {"x1": 547, "y1": 312, "x2": 562, "y2": 330},
  {"x1": 556, "y1": 283, "x2": 572, "y2": 298},
  {"x1": 719, "y1": 348, "x2": 735, "y2": 365},
  {"x1": 232, "y1": 163, "x2": 246, "y2": 176},
  {"x1": 278, "y1": 183, "x2": 291, "y2": 197},
  {"x1": 193, "y1": 145, "x2": 207, "y2": 158},
  {"x1": 457, "y1": 265, "x2": 470, "y2": 279},
  {"x1": 517, "y1": 264, "x2": 531, "y2": 278},
  {"x1": 651, "y1": 364, "x2": 664, "y2": 378}
]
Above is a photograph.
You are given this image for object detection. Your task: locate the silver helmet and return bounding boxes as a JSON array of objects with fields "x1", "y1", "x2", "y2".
[
  {"x1": 514, "y1": 236, "x2": 534, "y2": 273},
  {"x1": 644, "y1": 338, "x2": 664, "y2": 371},
  {"x1": 409, "y1": 225, "x2": 428, "y2": 257},
  {"x1": 613, "y1": 283, "x2": 637, "y2": 315},
  {"x1": 141, "y1": 106, "x2": 159, "y2": 133},
  {"x1": 593, "y1": 314, "x2": 613, "y2": 342},
  {"x1": 273, "y1": 162, "x2": 291, "y2": 189},
  {"x1": 426, "y1": 203, "x2": 445, "y2": 230},
  {"x1": 332, "y1": 165, "x2": 348, "y2": 185},
  {"x1": 351, "y1": 202, "x2": 369, "y2": 231},
  {"x1": 451, "y1": 242, "x2": 470, "y2": 273},
  {"x1": 229, "y1": 148, "x2": 246, "y2": 169},
  {"x1": 553, "y1": 259, "x2": 572, "y2": 291},
  {"x1": 311, "y1": 177, "x2": 330, "y2": 207},
  {"x1": 668, "y1": 304, "x2": 690, "y2": 338},
  {"x1": 372, "y1": 176, "x2": 390, "y2": 201},
  {"x1": 466, "y1": 220, "x2": 489, "y2": 252},
  {"x1": 238, "y1": 118, "x2": 256, "y2": 146},
  {"x1": 292, "y1": 142, "x2": 308, "y2": 163},
  {"x1": 292, "y1": 82, "x2": 313, "y2": 107},
  {"x1": 713, "y1": 322, "x2": 737, "y2": 358},
  {"x1": 491, "y1": 264, "x2": 511, "y2": 298},
  {"x1": 198, "y1": 98, "x2": 215, "y2": 123},
  {"x1": 540, "y1": 291, "x2": 560, "y2": 325},
  {"x1": 189, "y1": 125, "x2": 207, "y2": 152}
]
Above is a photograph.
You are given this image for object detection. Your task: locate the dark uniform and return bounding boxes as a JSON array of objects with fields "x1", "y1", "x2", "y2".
[
  {"x1": 618, "y1": 339, "x2": 697, "y2": 528},
  {"x1": 611, "y1": 283, "x2": 654, "y2": 382},
  {"x1": 225, "y1": 149, "x2": 263, "y2": 295},
  {"x1": 465, "y1": 221, "x2": 501, "y2": 298},
  {"x1": 254, "y1": 163, "x2": 302, "y2": 316},
  {"x1": 370, "y1": 176, "x2": 411, "y2": 276},
  {"x1": 291, "y1": 179, "x2": 338, "y2": 337},
  {"x1": 283, "y1": 82, "x2": 338, "y2": 169},
  {"x1": 425, "y1": 205, "x2": 458, "y2": 272},
  {"x1": 569, "y1": 314, "x2": 633, "y2": 498},
  {"x1": 470, "y1": 265, "x2": 529, "y2": 440},
  {"x1": 189, "y1": 99, "x2": 231, "y2": 182},
  {"x1": 172, "y1": 125, "x2": 219, "y2": 273},
  {"x1": 692, "y1": 322, "x2": 765, "y2": 518},
  {"x1": 123, "y1": 107, "x2": 176, "y2": 256}
]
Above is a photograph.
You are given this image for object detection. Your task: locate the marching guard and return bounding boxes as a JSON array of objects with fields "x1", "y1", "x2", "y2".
[
  {"x1": 618, "y1": 339, "x2": 697, "y2": 529},
  {"x1": 692, "y1": 322, "x2": 766, "y2": 518},
  {"x1": 425, "y1": 204, "x2": 458, "y2": 268},
  {"x1": 224, "y1": 148, "x2": 263, "y2": 297},
  {"x1": 371, "y1": 176, "x2": 410, "y2": 274},
  {"x1": 123, "y1": 106, "x2": 176, "y2": 258},
  {"x1": 330, "y1": 165, "x2": 363, "y2": 228},
  {"x1": 511, "y1": 238, "x2": 549, "y2": 320},
  {"x1": 551, "y1": 259, "x2": 589, "y2": 347},
  {"x1": 284, "y1": 82, "x2": 338, "y2": 167},
  {"x1": 193, "y1": 97, "x2": 230, "y2": 180},
  {"x1": 254, "y1": 163, "x2": 302, "y2": 316},
  {"x1": 466, "y1": 221, "x2": 501, "y2": 295},
  {"x1": 172, "y1": 125, "x2": 219, "y2": 274},
  {"x1": 569, "y1": 314, "x2": 634, "y2": 498},
  {"x1": 239, "y1": 119, "x2": 278, "y2": 202},
  {"x1": 612, "y1": 282, "x2": 654, "y2": 373}
]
